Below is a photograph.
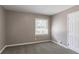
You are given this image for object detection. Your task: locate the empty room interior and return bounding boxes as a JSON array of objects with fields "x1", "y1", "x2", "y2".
[{"x1": 0, "y1": 5, "x2": 79, "y2": 54}]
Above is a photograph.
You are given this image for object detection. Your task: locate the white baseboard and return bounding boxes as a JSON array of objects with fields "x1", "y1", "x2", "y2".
[
  {"x1": 0, "y1": 45, "x2": 7, "y2": 54},
  {"x1": 6, "y1": 40, "x2": 51, "y2": 47},
  {"x1": 0, "y1": 40, "x2": 78, "y2": 54},
  {"x1": 51, "y1": 41, "x2": 68, "y2": 48},
  {"x1": 51, "y1": 41, "x2": 78, "y2": 53},
  {"x1": 0, "y1": 40, "x2": 51, "y2": 53}
]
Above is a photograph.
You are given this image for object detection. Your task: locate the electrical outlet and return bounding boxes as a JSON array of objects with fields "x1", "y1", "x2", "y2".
[
  {"x1": 67, "y1": 43, "x2": 69, "y2": 46},
  {"x1": 60, "y1": 42, "x2": 62, "y2": 44}
]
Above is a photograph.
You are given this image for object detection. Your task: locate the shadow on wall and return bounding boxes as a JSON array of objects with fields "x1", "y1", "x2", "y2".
[{"x1": 51, "y1": 16, "x2": 67, "y2": 46}]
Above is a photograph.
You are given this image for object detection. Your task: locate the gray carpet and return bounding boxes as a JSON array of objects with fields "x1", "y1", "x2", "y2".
[{"x1": 2, "y1": 42, "x2": 77, "y2": 54}]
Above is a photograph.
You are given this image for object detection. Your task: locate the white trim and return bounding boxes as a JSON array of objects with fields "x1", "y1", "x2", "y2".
[
  {"x1": 68, "y1": 47, "x2": 79, "y2": 53},
  {"x1": 0, "y1": 40, "x2": 51, "y2": 53},
  {"x1": 51, "y1": 40, "x2": 78, "y2": 53},
  {"x1": 0, "y1": 40, "x2": 78, "y2": 54},
  {"x1": 51, "y1": 41, "x2": 68, "y2": 48},
  {"x1": 6, "y1": 40, "x2": 51, "y2": 47},
  {"x1": 0, "y1": 45, "x2": 7, "y2": 54}
]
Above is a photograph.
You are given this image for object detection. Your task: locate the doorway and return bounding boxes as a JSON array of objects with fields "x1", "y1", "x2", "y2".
[{"x1": 67, "y1": 11, "x2": 79, "y2": 53}]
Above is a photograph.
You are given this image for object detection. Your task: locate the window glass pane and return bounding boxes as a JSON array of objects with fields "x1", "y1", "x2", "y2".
[{"x1": 35, "y1": 18, "x2": 48, "y2": 35}]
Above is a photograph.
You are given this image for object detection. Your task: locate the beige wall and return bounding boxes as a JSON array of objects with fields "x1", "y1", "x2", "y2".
[
  {"x1": 1, "y1": 5, "x2": 79, "y2": 50},
  {"x1": 0, "y1": 6, "x2": 5, "y2": 50},
  {"x1": 51, "y1": 5, "x2": 79, "y2": 46},
  {"x1": 5, "y1": 11, "x2": 50, "y2": 45}
]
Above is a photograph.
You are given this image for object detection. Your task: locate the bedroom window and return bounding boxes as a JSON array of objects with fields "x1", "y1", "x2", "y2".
[{"x1": 35, "y1": 18, "x2": 48, "y2": 35}]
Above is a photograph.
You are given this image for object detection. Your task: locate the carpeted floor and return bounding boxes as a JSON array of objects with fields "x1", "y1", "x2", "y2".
[{"x1": 2, "y1": 42, "x2": 77, "y2": 54}]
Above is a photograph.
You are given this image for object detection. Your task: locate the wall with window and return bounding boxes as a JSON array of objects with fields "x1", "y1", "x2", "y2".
[
  {"x1": 35, "y1": 18, "x2": 50, "y2": 41},
  {"x1": 5, "y1": 10, "x2": 50, "y2": 45}
]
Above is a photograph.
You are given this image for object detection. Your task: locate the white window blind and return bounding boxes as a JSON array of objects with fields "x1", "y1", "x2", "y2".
[{"x1": 35, "y1": 18, "x2": 48, "y2": 35}]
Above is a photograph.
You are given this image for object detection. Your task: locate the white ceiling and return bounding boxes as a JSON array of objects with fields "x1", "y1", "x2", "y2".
[{"x1": 2, "y1": 5, "x2": 74, "y2": 15}]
